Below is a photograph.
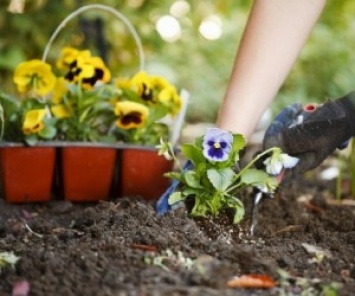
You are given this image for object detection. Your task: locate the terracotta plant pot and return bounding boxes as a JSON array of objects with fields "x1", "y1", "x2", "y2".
[
  {"x1": 61, "y1": 147, "x2": 117, "y2": 202},
  {"x1": 119, "y1": 148, "x2": 174, "y2": 200},
  {"x1": 0, "y1": 146, "x2": 56, "y2": 203}
]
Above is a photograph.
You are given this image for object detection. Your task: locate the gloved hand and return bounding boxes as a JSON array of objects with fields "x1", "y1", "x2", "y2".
[
  {"x1": 263, "y1": 91, "x2": 355, "y2": 176},
  {"x1": 156, "y1": 160, "x2": 193, "y2": 215}
]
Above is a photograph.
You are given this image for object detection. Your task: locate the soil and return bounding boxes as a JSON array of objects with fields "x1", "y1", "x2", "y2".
[{"x1": 0, "y1": 171, "x2": 354, "y2": 295}]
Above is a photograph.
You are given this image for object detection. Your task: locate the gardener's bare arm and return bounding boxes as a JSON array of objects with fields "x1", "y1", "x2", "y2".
[{"x1": 216, "y1": 0, "x2": 327, "y2": 140}]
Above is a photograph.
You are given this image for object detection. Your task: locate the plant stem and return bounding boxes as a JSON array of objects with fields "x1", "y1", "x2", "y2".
[
  {"x1": 224, "y1": 181, "x2": 242, "y2": 194},
  {"x1": 233, "y1": 147, "x2": 278, "y2": 181},
  {"x1": 169, "y1": 144, "x2": 182, "y2": 171},
  {"x1": 350, "y1": 139, "x2": 355, "y2": 198}
]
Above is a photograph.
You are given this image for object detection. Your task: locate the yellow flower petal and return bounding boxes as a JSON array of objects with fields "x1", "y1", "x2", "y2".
[
  {"x1": 115, "y1": 101, "x2": 149, "y2": 130},
  {"x1": 22, "y1": 109, "x2": 46, "y2": 135},
  {"x1": 52, "y1": 77, "x2": 68, "y2": 104},
  {"x1": 152, "y1": 75, "x2": 171, "y2": 89},
  {"x1": 56, "y1": 47, "x2": 92, "y2": 70},
  {"x1": 65, "y1": 55, "x2": 111, "y2": 88},
  {"x1": 158, "y1": 87, "x2": 182, "y2": 116},
  {"x1": 14, "y1": 59, "x2": 57, "y2": 97},
  {"x1": 77, "y1": 61, "x2": 95, "y2": 79},
  {"x1": 130, "y1": 71, "x2": 154, "y2": 101},
  {"x1": 87, "y1": 57, "x2": 111, "y2": 83},
  {"x1": 51, "y1": 104, "x2": 71, "y2": 119}
]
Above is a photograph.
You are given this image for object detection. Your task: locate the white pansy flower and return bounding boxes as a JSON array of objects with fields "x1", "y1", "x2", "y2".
[
  {"x1": 156, "y1": 137, "x2": 173, "y2": 160},
  {"x1": 263, "y1": 151, "x2": 299, "y2": 175}
]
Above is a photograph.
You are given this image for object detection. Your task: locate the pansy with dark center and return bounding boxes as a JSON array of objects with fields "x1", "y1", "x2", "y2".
[
  {"x1": 115, "y1": 101, "x2": 149, "y2": 130},
  {"x1": 120, "y1": 112, "x2": 143, "y2": 127},
  {"x1": 141, "y1": 83, "x2": 154, "y2": 101},
  {"x1": 202, "y1": 128, "x2": 233, "y2": 162},
  {"x1": 64, "y1": 56, "x2": 110, "y2": 88}
]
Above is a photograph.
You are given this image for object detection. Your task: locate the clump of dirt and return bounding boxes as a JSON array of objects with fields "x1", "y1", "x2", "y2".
[{"x1": 0, "y1": 174, "x2": 354, "y2": 295}]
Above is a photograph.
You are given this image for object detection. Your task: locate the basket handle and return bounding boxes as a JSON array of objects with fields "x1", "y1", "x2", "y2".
[{"x1": 42, "y1": 4, "x2": 145, "y2": 71}]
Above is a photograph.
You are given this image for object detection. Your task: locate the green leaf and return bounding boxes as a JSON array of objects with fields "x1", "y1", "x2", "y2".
[
  {"x1": 232, "y1": 134, "x2": 246, "y2": 153},
  {"x1": 97, "y1": 135, "x2": 117, "y2": 143},
  {"x1": 233, "y1": 205, "x2": 245, "y2": 224},
  {"x1": 79, "y1": 107, "x2": 92, "y2": 123},
  {"x1": 165, "y1": 171, "x2": 182, "y2": 181},
  {"x1": 193, "y1": 136, "x2": 203, "y2": 148},
  {"x1": 39, "y1": 125, "x2": 56, "y2": 139},
  {"x1": 181, "y1": 143, "x2": 205, "y2": 166},
  {"x1": 25, "y1": 134, "x2": 38, "y2": 146},
  {"x1": 168, "y1": 192, "x2": 184, "y2": 205},
  {"x1": 182, "y1": 188, "x2": 200, "y2": 196},
  {"x1": 206, "y1": 192, "x2": 223, "y2": 215},
  {"x1": 184, "y1": 171, "x2": 203, "y2": 189},
  {"x1": 240, "y1": 168, "x2": 278, "y2": 193},
  {"x1": 92, "y1": 102, "x2": 113, "y2": 112},
  {"x1": 22, "y1": 98, "x2": 46, "y2": 110},
  {"x1": 240, "y1": 168, "x2": 271, "y2": 186},
  {"x1": 264, "y1": 177, "x2": 279, "y2": 193},
  {"x1": 148, "y1": 104, "x2": 169, "y2": 123},
  {"x1": 207, "y1": 167, "x2": 234, "y2": 191},
  {"x1": 0, "y1": 92, "x2": 19, "y2": 115}
]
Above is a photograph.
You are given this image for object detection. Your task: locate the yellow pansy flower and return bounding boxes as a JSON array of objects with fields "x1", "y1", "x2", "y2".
[
  {"x1": 158, "y1": 86, "x2": 182, "y2": 116},
  {"x1": 151, "y1": 75, "x2": 171, "y2": 89},
  {"x1": 115, "y1": 101, "x2": 149, "y2": 130},
  {"x1": 64, "y1": 55, "x2": 111, "y2": 89},
  {"x1": 56, "y1": 47, "x2": 91, "y2": 70},
  {"x1": 64, "y1": 55, "x2": 95, "y2": 84},
  {"x1": 51, "y1": 104, "x2": 71, "y2": 119},
  {"x1": 130, "y1": 71, "x2": 155, "y2": 102},
  {"x1": 85, "y1": 56, "x2": 111, "y2": 83},
  {"x1": 13, "y1": 59, "x2": 56, "y2": 97},
  {"x1": 22, "y1": 109, "x2": 46, "y2": 135}
]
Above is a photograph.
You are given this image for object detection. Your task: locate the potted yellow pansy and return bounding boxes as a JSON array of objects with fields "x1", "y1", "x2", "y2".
[
  {"x1": 51, "y1": 47, "x2": 182, "y2": 201},
  {"x1": 49, "y1": 47, "x2": 118, "y2": 202},
  {"x1": 113, "y1": 71, "x2": 182, "y2": 199},
  {"x1": 0, "y1": 47, "x2": 183, "y2": 202},
  {"x1": 0, "y1": 59, "x2": 58, "y2": 202},
  {"x1": 0, "y1": 4, "x2": 186, "y2": 203}
]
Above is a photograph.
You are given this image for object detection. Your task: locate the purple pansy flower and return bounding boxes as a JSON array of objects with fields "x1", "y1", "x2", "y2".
[{"x1": 202, "y1": 128, "x2": 233, "y2": 162}]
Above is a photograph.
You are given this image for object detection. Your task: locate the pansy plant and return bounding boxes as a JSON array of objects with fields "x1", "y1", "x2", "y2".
[
  {"x1": 0, "y1": 46, "x2": 182, "y2": 146},
  {"x1": 159, "y1": 128, "x2": 299, "y2": 223},
  {"x1": 113, "y1": 70, "x2": 182, "y2": 145},
  {"x1": 0, "y1": 59, "x2": 58, "y2": 145}
]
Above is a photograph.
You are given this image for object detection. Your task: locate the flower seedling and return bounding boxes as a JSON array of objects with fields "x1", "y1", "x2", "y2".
[
  {"x1": 157, "y1": 128, "x2": 299, "y2": 224},
  {"x1": 144, "y1": 249, "x2": 195, "y2": 271},
  {"x1": 0, "y1": 251, "x2": 20, "y2": 273}
]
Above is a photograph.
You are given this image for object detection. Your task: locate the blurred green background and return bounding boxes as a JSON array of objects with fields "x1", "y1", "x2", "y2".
[{"x1": 1, "y1": 0, "x2": 355, "y2": 123}]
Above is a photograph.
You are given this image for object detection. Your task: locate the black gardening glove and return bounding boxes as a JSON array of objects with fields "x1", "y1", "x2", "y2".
[{"x1": 263, "y1": 91, "x2": 355, "y2": 176}]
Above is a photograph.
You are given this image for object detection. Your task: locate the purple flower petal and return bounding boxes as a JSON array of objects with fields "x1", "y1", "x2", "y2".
[
  {"x1": 219, "y1": 141, "x2": 227, "y2": 149},
  {"x1": 202, "y1": 128, "x2": 233, "y2": 162},
  {"x1": 208, "y1": 147, "x2": 227, "y2": 161}
]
